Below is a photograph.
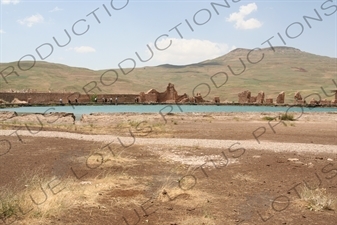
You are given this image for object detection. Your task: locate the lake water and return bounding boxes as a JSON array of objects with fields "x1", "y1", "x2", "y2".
[{"x1": 0, "y1": 105, "x2": 336, "y2": 119}]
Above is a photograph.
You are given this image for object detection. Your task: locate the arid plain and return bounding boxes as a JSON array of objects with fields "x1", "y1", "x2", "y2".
[{"x1": 1, "y1": 110, "x2": 337, "y2": 225}]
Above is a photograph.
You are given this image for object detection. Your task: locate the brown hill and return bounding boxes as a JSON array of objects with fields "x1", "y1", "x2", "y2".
[{"x1": 0, "y1": 46, "x2": 336, "y2": 103}]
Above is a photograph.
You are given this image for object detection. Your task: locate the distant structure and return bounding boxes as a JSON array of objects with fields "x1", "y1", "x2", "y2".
[
  {"x1": 238, "y1": 90, "x2": 251, "y2": 103},
  {"x1": 320, "y1": 99, "x2": 331, "y2": 105},
  {"x1": 332, "y1": 90, "x2": 337, "y2": 104},
  {"x1": 235, "y1": 89, "x2": 337, "y2": 106},
  {"x1": 192, "y1": 93, "x2": 205, "y2": 103},
  {"x1": 276, "y1": 91, "x2": 285, "y2": 104},
  {"x1": 137, "y1": 83, "x2": 189, "y2": 103},
  {"x1": 238, "y1": 90, "x2": 264, "y2": 104},
  {"x1": 294, "y1": 92, "x2": 304, "y2": 104},
  {"x1": 255, "y1": 91, "x2": 265, "y2": 104}
]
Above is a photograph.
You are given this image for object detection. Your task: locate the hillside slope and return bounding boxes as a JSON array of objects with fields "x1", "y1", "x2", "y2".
[{"x1": 0, "y1": 46, "x2": 336, "y2": 103}]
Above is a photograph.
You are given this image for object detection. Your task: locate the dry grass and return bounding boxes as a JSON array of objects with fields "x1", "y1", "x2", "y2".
[
  {"x1": 115, "y1": 120, "x2": 167, "y2": 135},
  {"x1": 155, "y1": 171, "x2": 190, "y2": 203},
  {"x1": 262, "y1": 116, "x2": 277, "y2": 121},
  {"x1": 0, "y1": 168, "x2": 75, "y2": 222},
  {"x1": 299, "y1": 186, "x2": 337, "y2": 211},
  {"x1": 0, "y1": 148, "x2": 136, "y2": 223},
  {"x1": 155, "y1": 174, "x2": 219, "y2": 225},
  {"x1": 0, "y1": 187, "x2": 18, "y2": 221},
  {"x1": 280, "y1": 113, "x2": 295, "y2": 121},
  {"x1": 232, "y1": 173, "x2": 257, "y2": 182},
  {"x1": 0, "y1": 117, "x2": 171, "y2": 137}
]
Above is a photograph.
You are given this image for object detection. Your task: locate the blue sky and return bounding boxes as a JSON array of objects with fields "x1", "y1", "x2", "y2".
[{"x1": 0, "y1": 0, "x2": 336, "y2": 70}]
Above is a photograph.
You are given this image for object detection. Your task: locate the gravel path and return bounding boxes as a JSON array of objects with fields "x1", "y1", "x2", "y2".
[{"x1": 1, "y1": 129, "x2": 336, "y2": 154}]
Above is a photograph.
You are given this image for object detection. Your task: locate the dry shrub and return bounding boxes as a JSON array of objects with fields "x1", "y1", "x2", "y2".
[
  {"x1": 300, "y1": 186, "x2": 336, "y2": 211},
  {"x1": 280, "y1": 113, "x2": 295, "y2": 121},
  {"x1": 0, "y1": 168, "x2": 76, "y2": 223}
]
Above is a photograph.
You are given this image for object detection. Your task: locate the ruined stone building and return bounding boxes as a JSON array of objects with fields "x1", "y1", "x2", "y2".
[
  {"x1": 294, "y1": 92, "x2": 304, "y2": 104},
  {"x1": 276, "y1": 91, "x2": 285, "y2": 104},
  {"x1": 137, "y1": 83, "x2": 189, "y2": 103},
  {"x1": 214, "y1": 97, "x2": 220, "y2": 103},
  {"x1": 238, "y1": 90, "x2": 251, "y2": 103},
  {"x1": 255, "y1": 92, "x2": 265, "y2": 104},
  {"x1": 192, "y1": 93, "x2": 205, "y2": 103},
  {"x1": 238, "y1": 90, "x2": 264, "y2": 104}
]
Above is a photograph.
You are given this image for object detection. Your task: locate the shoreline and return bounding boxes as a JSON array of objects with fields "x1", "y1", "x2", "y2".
[
  {"x1": 1, "y1": 110, "x2": 337, "y2": 123},
  {"x1": 1, "y1": 102, "x2": 337, "y2": 108}
]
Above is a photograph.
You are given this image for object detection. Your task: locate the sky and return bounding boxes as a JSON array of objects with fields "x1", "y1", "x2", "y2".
[{"x1": 0, "y1": 0, "x2": 336, "y2": 70}]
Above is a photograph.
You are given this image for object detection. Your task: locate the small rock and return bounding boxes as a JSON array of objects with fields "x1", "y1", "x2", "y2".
[
  {"x1": 80, "y1": 181, "x2": 92, "y2": 185},
  {"x1": 327, "y1": 158, "x2": 333, "y2": 161},
  {"x1": 287, "y1": 158, "x2": 299, "y2": 162},
  {"x1": 307, "y1": 162, "x2": 314, "y2": 168}
]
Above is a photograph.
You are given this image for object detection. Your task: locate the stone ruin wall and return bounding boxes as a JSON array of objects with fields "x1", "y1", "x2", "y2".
[
  {"x1": 138, "y1": 83, "x2": 190, "y2": 103},
  {"x1": 237, "y1": 90, "x2": 337, "y2": 105},
  {"x1": 0, "y1": 92, "x2": 138, "y2": 104},
  {"x1": 276, "y1": 91, "x2": 285, "y2": 104},
  {"x1": 238, "y1": 91, "x2": 264, "y2": 104},
  {"x1": 238, "y1": 90, "x2": 251, "y2": 103}
]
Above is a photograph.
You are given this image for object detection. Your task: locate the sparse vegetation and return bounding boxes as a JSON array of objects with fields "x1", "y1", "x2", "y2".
[
  {"x1": 280, "y1": 113, "x2": 295, "y2": 121},
  {"x1": 90, "y1": 94, "x2": 97, "y2": 102},
  {"x1": 1, "y1": 116, "x2": 336, "y2": 224},
  {"x1": 0, "y1": 169, "x2": 74, "y2": 222},
  {"x1": 0, "y1": 189, "x2": 17, "y2": 221},
  {"x1": 0, "y1": 151, "x2": 132, "y2": 223},
  {"x1": 299, "y1": 186, "x2": 336, "y2": 211}
]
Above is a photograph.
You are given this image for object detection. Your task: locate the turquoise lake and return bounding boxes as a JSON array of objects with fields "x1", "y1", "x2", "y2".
[{"x1": 0, "y1": 105, "x2": 336, "y2": 119}]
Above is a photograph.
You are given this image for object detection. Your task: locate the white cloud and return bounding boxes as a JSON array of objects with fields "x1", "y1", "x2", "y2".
[
  {"x1": 227, "y1": 3, "x2": 262, "y2": 30},
  {"x1": 148, "y1": 38, "x2": 233, "y2": 65},
  {"x1": 1, "y1": 0, "x2": 20, "y2": 5},
  {"x1": 49, "y1": 7, "x2": 63, "y2": 12},
  {"x1": 0, "y1": 29, "x2": 5, "y2": 34},
  {"x1": 68, "y1": 46, "x2": 96, "y2": 53},
  {"x1": 18, "y1": 14, "x2": 44, "y2": 27}
]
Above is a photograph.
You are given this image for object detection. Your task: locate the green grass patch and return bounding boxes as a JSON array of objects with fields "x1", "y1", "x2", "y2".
[{"x1": 280, "y1": 113, "x2": 295, "y2": 121}]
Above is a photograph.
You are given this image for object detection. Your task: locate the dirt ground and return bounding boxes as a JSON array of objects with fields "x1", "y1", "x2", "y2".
[{"x1": 0, "y1": 112, "x2": 337, "y2": 225}]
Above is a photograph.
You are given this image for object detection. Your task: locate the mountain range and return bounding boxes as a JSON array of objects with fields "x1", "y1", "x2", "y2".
[{"x1": 0, "y1": 46, "x2": 336, "y2": 103}]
